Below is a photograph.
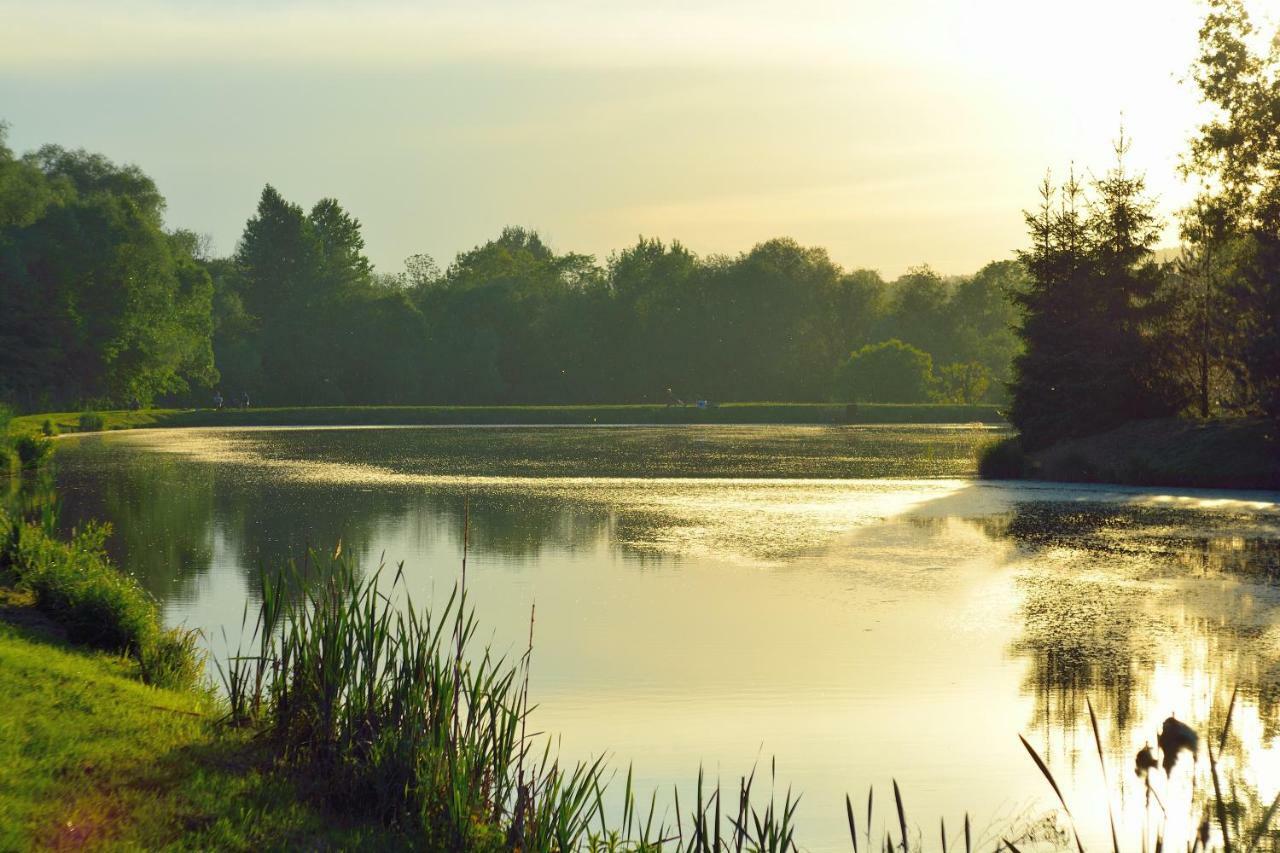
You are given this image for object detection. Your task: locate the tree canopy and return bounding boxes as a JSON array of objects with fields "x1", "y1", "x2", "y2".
[
  {"x1": 1, "y1": 125, "x2": 1025, "y2": 411},
  {"x1": 0, "y1": 125, "x2": 215, "y2": 409}
]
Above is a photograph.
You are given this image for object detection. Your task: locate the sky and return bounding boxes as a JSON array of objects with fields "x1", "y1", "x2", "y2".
[{"x1": 0, "y1": 0, "x2": 1272, "y2": 278}]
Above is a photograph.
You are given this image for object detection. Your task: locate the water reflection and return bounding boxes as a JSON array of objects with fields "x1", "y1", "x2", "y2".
[{"x1": 48, "y1": 427, "x2": 1280, "y2": 851}]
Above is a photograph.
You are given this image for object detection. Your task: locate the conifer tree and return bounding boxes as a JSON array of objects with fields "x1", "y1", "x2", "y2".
[{"x1": 1009, "y1": 136, "x2": 1187, "y2": 448}]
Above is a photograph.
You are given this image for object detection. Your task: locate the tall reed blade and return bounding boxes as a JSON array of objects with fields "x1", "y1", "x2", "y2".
[
  {"x1": 893, "y1": 779, "x2": 907, "y2": 853},
  {"x1": 1219, "y1": 686, "x2": 1238, "y2": 754},
  {"x1": 1207, "y1": 740, "x2": 1233, "y2": 853},
  {"x1": 1086, "y1": 698, "x2": 1121, "y2": 853},
  {"x1": 847, "y1": 793, "x2": 858, "y2": 853},
  {"x1": 1018, "y1": 734, "x2": 1086, "y2": 853}
]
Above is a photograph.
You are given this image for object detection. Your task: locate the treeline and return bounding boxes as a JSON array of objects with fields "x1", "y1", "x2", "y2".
[
  {"x1": 1006, "y1": 0, "x2": 1280, "y2": 449},
  {"x1": 0, "y1": 127, "x2": 1023, "y2": 410}
]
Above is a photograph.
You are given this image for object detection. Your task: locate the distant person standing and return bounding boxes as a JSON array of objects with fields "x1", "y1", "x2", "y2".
[
  {"x1": 212, "y1": 390, "x2": 224, "y2": 410},
  {"x1": 240, "y1": 391, "x2": 250, "y2": 408}
]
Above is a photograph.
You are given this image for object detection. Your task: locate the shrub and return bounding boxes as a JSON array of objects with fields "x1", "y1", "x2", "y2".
[
  {"x1": 977, "y1": 436, "x2": 1027, "y2": 479},
  {"x1": 1, "y1": 513, "x2": 205, "y2": 688},
  {"x1": 6, "y1": 520, "x2": 157, "y2": 655},
  {"x1": 78, "y1": 411, "x2": 105, "y2": 433},
  {"x1": 834, "y1": 339, "x2": 934, "y2": 403},
  {"x1": 14, "y1": 436, "x2": 53, "y2": 470},
  {"x1": 40, "y1": 419, "x2": 57, "y2": 437},
  {"x1": 138, "y1": 626, "x2": 205, "y2": 690}
]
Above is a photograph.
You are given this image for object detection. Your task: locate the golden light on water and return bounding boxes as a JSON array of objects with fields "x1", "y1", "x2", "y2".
[{"x1": 48, "y1": 427, "x2": 1280, "y2": 850}]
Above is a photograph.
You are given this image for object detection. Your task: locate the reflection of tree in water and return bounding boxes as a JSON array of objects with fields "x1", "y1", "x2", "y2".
[
  {"x1": 993, "y1": 500, "x2": 1280, "y2": 744},
  {"x1": 52, "y1": 444, "x2": 669, "y2": 606}
]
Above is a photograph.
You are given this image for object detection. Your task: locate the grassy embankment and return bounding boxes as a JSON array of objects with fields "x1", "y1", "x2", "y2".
[
  {"x1": 0, "y1": 508, "x2": 404, "y2": 849},
  {"x1": 979, "y1": 417, "x2": 1279, "y2": 491},
  {"x1": 8, "y1": 402, "x2": 1005, "y2": 440}
]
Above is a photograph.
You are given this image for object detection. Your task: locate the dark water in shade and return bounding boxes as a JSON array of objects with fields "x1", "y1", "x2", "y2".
[{"x1": 48, "y1": 425, "x2": 1280, "y2": 851}]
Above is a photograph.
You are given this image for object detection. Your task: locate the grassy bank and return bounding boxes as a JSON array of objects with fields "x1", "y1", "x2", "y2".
[
  {"x1": 978, "y1": 417, "x2": 1279, "y2": 490},
  {"x1": 9, "y1": 402, "x2": 1005, "y2": 440},
  {"x1": 0, "y1": 506, "x2": 413, "y2": 849},
  {"x1": 0, "y1": 599, "x2": 404, "y2": 850}
]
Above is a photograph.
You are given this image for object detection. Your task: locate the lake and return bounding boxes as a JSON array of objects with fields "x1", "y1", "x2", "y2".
[{"x1": 49, "y1": 424, "x2": 1280, "y2": 851}]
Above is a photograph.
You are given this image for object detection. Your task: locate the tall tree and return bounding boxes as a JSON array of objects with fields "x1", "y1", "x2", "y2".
[
  {"x1": 1183, "y1": 0, "x2": 1280, "y2": 428},
  {"x1": 1008, "y1": 138, "x2": 1185, "y2": 449},
  {"x1": 0, "y1": 134, "x2": 216, "y2": 408}
]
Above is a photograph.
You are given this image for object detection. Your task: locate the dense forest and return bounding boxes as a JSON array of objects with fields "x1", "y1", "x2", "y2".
[{"x1": 0, "y1": 135, "x2": 1022, "y2": 410}]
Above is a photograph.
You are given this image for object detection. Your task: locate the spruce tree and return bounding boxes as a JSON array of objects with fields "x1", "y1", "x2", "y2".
[{"x1": 1009, "y1": 136, "x2": 1187, "y2": 448}]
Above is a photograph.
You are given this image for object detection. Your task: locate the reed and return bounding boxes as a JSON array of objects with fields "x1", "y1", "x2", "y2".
[
  {"x1": 1015, "y1": 688, "x2": 1280, "y2": 853},
  {"x1": 217, "y1": 552, "x2": 606, "y2": 848},
  {"x1": 217, "y1": 547, "x2": 837, "y2": 851}
]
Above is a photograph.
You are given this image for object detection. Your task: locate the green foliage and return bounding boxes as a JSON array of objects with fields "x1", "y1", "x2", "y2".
[
  {"x1": 39, "y1": 418, "x2": 55, "y2": 437},
  {"x1": 934, "y1": 362, "x2": 992, "y2": 404},
  {"x1": 1183, "y1": 0, "x2": 1280, "y2": 428},
  {"x1": 834, "y1": 339, "x2": 935, "y2": 403},
  {"x1": 13, "y1": 435, "x2": 52, "y2": 470},
  {"x1": 977, "y1": 436, "x2": 1027, "y2": 479},
  {"x1": 0, "y1": 509, "x2": 204, "y2": 686},
  {"x1": 0, "y1": 614, "x2": 404, "y2": 851},
  {"x1": 5, "y1": 518, "x2": 157, "y2": 654},
  {"x1": 77, "y1": 410, "x2": 104, "y2": 432},
  {"x1": 220, "y1": 556, "x2": 608, "y2": 848},
  {"x1": 137, "y1": 626, "x2": 205, "y2": 691},
  {"x1": 0, "y1": 132, "x2": 217, "y2": 410},
  {"x1": 1009, "y1": 136, "x2": 1188, "y2": 448},
  {"x1": 1, "y1": 123, "x2": 1027, "y2": 409}
]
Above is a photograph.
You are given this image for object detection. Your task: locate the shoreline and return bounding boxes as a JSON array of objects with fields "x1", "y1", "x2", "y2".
[
  {"x1": 10, "y1": 402, "x2": 1005, "y2": 439},
  {"x1": 978, "y1": 417, "x2": 1279, "y2": 492}
]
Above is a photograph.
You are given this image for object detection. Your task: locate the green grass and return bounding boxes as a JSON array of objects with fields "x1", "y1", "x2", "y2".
[
  {"x1": 0, "y1": 596, "x2": 405, "y2": 851},
  {"x1": 8, "y1": 402, "x2": 1006, "y2": 440}
]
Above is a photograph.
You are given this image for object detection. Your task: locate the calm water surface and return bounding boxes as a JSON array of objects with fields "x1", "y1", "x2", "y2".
[{"x1": 51, "y1": 425, "x2": 1280, "y2": 850}]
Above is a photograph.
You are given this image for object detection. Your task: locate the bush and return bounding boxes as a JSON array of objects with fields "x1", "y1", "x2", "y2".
[
  {"x1": 14, "y1": 436, "x2": 53, "y2": 470},
  {"x1": 834, "y1": 339, "x2": 934, "y2": 403},
  {"x1": 78, "y1": 411, "x2": 105, "y2": 433},
  {"x1": 9, "y1": 520, "x2": 157, "y2": 653},
  {"x1": 977, "y1": 436, "x2": 1027, "y2": 479},
  {"x1": 40, "y1": 419, "x2": 57, "y2": 437},
  {"x1": 2, "y1": 514, "x2": 204, "y2": 687},
  {"x1": 138, "y1": 626, "x2": 205, "y2": 690}
]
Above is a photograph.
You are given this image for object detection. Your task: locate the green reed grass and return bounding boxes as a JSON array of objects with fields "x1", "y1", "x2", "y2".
[
  {"x1": 217, "y1": 550, "x2": 606, "y2": 848},
  {"x1": 217, "y1": 542, "x2": 857, "y2": 852}
]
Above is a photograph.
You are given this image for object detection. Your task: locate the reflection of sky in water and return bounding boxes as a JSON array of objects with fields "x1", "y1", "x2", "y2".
[{"x1": 52, "y1": 427, "x2": 1280, "y2": 852}]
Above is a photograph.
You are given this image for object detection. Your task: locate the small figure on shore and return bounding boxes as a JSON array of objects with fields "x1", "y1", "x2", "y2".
[
  {"x1": 240, "y1": 390, "x2": 250, "y2": 408},
  {"x1": 212, "y1": 390, "x2": 224, "y2": 410}
]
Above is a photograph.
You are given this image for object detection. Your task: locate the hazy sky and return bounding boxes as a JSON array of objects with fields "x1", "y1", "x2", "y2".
[{"x1": 1, "y1": 0, "x2": 1269, "y2": 277}]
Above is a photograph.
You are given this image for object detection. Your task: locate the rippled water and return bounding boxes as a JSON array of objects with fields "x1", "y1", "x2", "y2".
[{"x1": 49, "y1": 425, "x2": 1280, "y2": 851}]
